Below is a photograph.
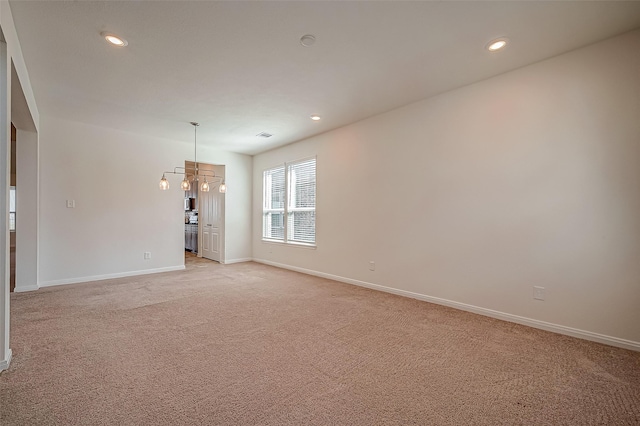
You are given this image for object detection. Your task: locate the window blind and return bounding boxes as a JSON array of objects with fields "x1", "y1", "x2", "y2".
[
  {"x1": 263, "y1": 166, "x2": 285, "y2": 240},
  {"x1": 287, "y1": 158, "x2": 316, "y2": 244}
]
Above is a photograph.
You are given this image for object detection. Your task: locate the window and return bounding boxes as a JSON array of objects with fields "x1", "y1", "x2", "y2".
[
  {"x1": 263, "y1": 157, "x2": 316, "y2": 245},
  {"x1": 9, "y1": 187, "x2": 15, "y2": 232}
]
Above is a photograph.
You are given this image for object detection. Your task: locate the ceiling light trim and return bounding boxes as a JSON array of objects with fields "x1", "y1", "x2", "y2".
[
  {"x1": 101, "y1": 31, "x2": 128, "y2": 47},
  {"x1": 486, "y1": 37, "x2": 508, "y2": 52},
  {"x1": 300, "y1": 34, "x2": 316, "y2": 47}
]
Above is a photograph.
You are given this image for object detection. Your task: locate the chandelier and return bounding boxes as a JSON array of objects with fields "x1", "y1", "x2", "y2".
[{"x1": 159, "y1": 122, "x2": 226, "y2": 193}]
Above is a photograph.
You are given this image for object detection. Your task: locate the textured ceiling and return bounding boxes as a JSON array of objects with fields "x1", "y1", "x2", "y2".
[{"x1": 8, "y1": 1, "x2": 640, "y2": 155}]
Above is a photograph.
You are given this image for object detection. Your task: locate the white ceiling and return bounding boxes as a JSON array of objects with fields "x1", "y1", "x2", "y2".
[{"x1": 8, "y1": 1, "x2": 640, "y2": 155}]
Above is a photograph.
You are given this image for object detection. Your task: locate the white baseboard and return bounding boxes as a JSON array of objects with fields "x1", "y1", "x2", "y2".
[
  {"x1": 37, "y1": 265, "x2": 186, "y2": 290},
  {"x1": 0, "y1": 349, "x2": 12, "y2": 372},
  {"x1": 223, "y1": 257, "x2": 253, "y2": 265},
  {"x1": 253, "y1": 258, "x2": 640, "y2": 352},
  {"x1": 14, "y1": 284, "x2": 39, "y2": 293}
]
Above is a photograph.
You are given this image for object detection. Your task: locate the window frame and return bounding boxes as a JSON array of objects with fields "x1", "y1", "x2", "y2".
[{"x1": 262, "y1": 156, "x2": 316, "y2": 247}]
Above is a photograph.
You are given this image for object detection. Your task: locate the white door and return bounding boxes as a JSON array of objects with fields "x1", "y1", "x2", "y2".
[{"x1": 199, "y1": 183, "x2": 223, "y2": 262}]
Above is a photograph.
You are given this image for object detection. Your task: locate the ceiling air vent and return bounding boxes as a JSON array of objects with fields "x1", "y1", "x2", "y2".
[{"x1": 256, "y1": 132, "x2": 273, "y2": 138}]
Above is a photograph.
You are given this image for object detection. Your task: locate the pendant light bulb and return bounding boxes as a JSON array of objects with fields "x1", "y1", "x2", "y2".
[
  {"x1": 200, "y1": 177, "x2": 210, "y2": 192},
  {"x1": 159, "y1": 174, "x2": 170, "y2": 190},
  {"x1": 180, "y1": 176, "x2": 191, "y2": 191},
  {"x1": 219, "y1": 182, "x2": 227, "y2": 193}
]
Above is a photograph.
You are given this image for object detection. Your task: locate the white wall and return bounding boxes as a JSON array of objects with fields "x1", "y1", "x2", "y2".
[
  {"x1": 38, "y1": 116, "x2": 252, "y2": 286},
  {"x1": 0, "y1": 1, "x2": 39, "y2": 132},
  {"x1": 253, "y1": 29, "x2": 640, "y2": 348},
  {"x1": 15, "y1": 129, "x2": 38, "y2": 290},
  {"x1": 1, "y1": 0, "x2": 41, "y2": 371}
]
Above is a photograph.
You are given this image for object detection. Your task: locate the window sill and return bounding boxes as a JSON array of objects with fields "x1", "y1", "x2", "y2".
[{"x1": 262, "y1": 239, "x2": 316, "y2": 249}]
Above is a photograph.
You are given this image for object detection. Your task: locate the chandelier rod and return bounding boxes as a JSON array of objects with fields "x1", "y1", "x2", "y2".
[{"x1": 191, "y1": 121, "x2": 199, "y2": 179}]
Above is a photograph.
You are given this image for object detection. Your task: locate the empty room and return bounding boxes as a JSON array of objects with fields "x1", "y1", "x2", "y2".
[{"x1": 1, "y1": 1, "x2": 639, "y2": 424}]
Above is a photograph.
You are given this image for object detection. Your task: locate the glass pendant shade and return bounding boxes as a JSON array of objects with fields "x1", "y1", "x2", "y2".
[
  {"x1": 200, "y1": 178, "x2": 210, "y2": 192},
  {"x1": 219, "y1": 182, "x2": 227, "y2": 193},
  {"x1": 159, "y1": 174, "x2": 170, "y2": 190},
  {"x1": 180, "y1": 176, "x2": 191, "y2": 191}
]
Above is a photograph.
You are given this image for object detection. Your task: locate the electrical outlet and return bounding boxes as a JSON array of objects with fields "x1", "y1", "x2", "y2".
[
  {"x1": 369, "y1": 261, "x2": 375, "y2": 271},
  {"x1": 66, "y1": 200, "x2": 75, "y2": 208},
  {"x1": 533, "y1": 286, "x2": 545, "y2": 301},
  {"x1": 144, "y1": 252, "x2": 151, "y2": 260}
]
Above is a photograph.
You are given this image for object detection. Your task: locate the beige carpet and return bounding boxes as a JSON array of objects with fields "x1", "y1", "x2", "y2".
[{"x1": 1, "y1": 256, "x2": 639, "y2": 425}]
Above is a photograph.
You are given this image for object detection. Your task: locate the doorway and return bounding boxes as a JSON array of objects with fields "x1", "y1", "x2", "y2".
[
  {"x1": 10, "y1": 62, "x2": 38, "y2": 293},
  {"x1": 184, "y1": 161, "x2": 225, "y2": 263}
]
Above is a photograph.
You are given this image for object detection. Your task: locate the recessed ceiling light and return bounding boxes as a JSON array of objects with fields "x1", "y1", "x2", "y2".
[
  {"x1": 101, "y1": 32, "x2": 128, "y2": 47},
  {"x1": 310, "y1": 115, "x2": 321, "y2": 121},
  {"x1": 486, "y1": 38, "x2": 508, "y2": 52},
  {"x1": 300, "y1": 34, "x2": 316, "y2": 47}
]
